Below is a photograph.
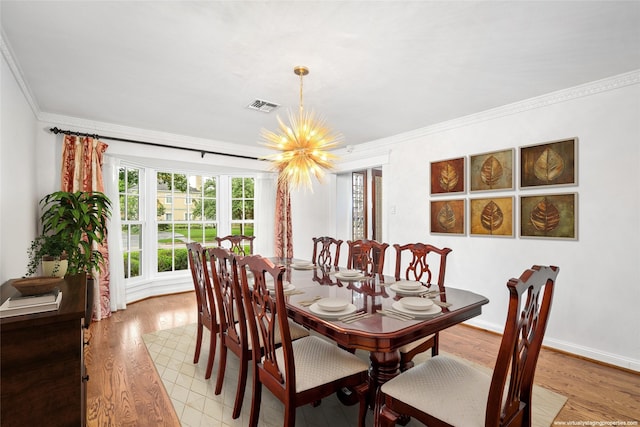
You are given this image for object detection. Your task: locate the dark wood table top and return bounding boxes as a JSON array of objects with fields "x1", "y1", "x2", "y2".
[{"x1": 278, "y1": 261, "x2": 490, "y2": 353}]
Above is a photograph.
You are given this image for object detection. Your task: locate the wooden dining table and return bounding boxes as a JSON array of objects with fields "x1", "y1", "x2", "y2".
[{"x1": 273, "y1": 259, "x2": 490, "y2": 408}]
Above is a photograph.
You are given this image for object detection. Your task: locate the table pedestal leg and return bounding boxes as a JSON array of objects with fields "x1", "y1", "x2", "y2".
[{"x1": 369, "y1": 350, "x2": 400, "y2": 409}]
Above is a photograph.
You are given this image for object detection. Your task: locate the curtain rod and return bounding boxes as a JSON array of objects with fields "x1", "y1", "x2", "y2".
[{"x1": 49, "y1": 127, "x2": 263, "y2": 161}]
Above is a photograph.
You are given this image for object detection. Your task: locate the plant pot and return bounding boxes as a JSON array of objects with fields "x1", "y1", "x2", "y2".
[{"x1": 42, "y1": 259, "x2": 68, "y2": 277}]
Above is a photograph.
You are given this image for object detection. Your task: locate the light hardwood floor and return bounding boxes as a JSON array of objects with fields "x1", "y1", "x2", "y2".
[{"x1": 85, "y1": 291, "x2": 639, "y2": 426}]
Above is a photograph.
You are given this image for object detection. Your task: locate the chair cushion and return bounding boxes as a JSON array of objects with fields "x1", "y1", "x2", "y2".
[
  {"x1": 380, "y1": 355, "x2": 491, "y2": 427},
  {"x1": 398, "y1": 334, "x2": 434, "y2": 354},
  {"x1": 274, "y1": 336, "x2": 369, "y2": 393}
]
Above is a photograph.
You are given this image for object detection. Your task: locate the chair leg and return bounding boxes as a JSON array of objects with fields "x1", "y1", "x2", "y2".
[
  {"x1": 232, "y1": 351, "x2": 250, "y2": 419},
  {"x1": 205, "y1": 328, "x2": 216, "y2": 379},
  {"x1": 377, "y1": 404, "x2": 399, "y2": 427},
  {"x1": 194, "y1": 321, "x2": 203, "y2": 363},
  {"x1": 248, "y1": 373, "x2": 262, "y2": 427},
  {"x1": 214, "y1": 341, "x2": 227, "y2": 394},
  {"x1": 432, "y1": 333, "x2": 439, "y2": 357},
  {"x1": 354, "y1": 382, "x2": 369, "y2": 427},
  {"x1": 284, "y1": 400, "x2": 297, "y2": 427}
]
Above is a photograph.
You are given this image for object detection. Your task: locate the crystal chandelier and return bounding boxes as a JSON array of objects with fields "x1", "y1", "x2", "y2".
[{"x1": 261, "y1": 66, "x2": 342, "y2": 190}]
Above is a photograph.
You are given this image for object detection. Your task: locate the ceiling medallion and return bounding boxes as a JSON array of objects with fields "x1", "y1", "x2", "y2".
[{"x1": 261, "y1": 66, "x2": 342, "y2": 190}]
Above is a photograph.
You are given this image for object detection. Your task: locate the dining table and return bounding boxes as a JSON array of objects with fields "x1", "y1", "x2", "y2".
[{"x1": 271, "y1": 258, "x2": 490, "y2": 408}]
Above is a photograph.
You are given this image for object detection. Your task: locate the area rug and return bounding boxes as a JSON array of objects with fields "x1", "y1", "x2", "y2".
[{"x1": 143, "y1": 324, "x2": 567, "y2": 427}]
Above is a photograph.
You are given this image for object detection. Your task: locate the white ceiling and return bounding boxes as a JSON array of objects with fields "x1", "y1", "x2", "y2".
[{"x1": 2, "y1": 1, "x2": 639, "y2": 149}]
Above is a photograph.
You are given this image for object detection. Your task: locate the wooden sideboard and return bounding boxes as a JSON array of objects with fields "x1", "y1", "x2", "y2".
[{"x1": 1, "y1": 273, "x2": 88, "y2": 427}]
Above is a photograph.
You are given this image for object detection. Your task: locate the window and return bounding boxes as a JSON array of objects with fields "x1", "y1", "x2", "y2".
[
  {"x1": 156, "y1": 172, "x2": 218, "y2": 273},
  {"x1": 231, "y1": 177, "x2": 255, "y2": 237},
  {"x1": 119, "y1": 166, "x2": 143, "y2": 279}
]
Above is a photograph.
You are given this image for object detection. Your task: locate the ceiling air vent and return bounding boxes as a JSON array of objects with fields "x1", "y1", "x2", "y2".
[{"x1": 246, "y1": 99, "x2": 280, "y2": 113}]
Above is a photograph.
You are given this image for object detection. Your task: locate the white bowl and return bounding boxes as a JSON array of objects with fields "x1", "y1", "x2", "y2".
[
  {"x1": 317, "y1": 297, "x2": 350, "y2": 312},
  {"x1": 291, "y1": 261, "x2": 313, "y2": 268},
  {"x1": 396, "y1": 281, "x2": 423, "y2": 291},
  {"x1": 400, "y1": 297, "x2": 434, "y2": 311},
  {"x1": 339, "y1": 269, "x2": 361, "y2": 277}
]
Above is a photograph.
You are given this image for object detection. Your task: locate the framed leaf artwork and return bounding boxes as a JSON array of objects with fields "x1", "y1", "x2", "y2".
[
  {"x1": 470, "y1": 197, "x2": 514, "y2": 237},
  {"x1": 520, "y1": 138, "x2": 577, "y2": 188},
  {"x1": 470, "y1": 149, "x2": 514, "y2": 192},
  {"x1": 430, "y1": 199, "x2": 465, "y2": 235},
  {"x1": 430, "y1": 157, "x2": 465, "y2": 195},
  {"x1": 520, "y1": 193, "x2": 577, "y2": 240}
]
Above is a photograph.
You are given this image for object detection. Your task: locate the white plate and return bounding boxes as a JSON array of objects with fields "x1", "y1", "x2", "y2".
[
  {"x1": 339, "y1": 269, "x2": 361, "y2": 277},
  {"x1": 309, "y1": 303, "x2": 357, "y2": 319},
  {"x1": 390, "y1": 283, "x2": 426, "y2": 294},
  {"x1": 400, "y1": 297, "x2": 434, "y2": 311},
  {"x1": 392, "y1": 301, "x2": 442, "y2": 318},
  {"x1": 316, "y1": 297, "x2": 350, "y2": 312},
  {"x1": 291, "y1": 261, "x2": 314, "y2": 270},
  {"x1": 266, "y1": 282, "x2": 295, "y2": 292},
  {"x1": 395, "y1": 280, "x2": 423, "y2": 291},
  {"x1": 335, "y1": 272, "x2": 366, "y2": 281}
]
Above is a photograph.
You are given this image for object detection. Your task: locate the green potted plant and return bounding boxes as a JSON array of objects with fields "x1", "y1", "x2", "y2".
[
  {"x1": 26, "y1": 233, "x2": 74, "y2": 277},
  {"x1": 38, "y1": 191, "x2": 112, "y2": 276}
]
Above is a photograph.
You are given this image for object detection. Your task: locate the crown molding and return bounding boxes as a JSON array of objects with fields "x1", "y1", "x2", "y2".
[
  {"x1": 365, "y1": 69, "x2": 640, "y2": 151},
  {"x1": 0, "y1": 29, "x2": 41, "y2": 118}
]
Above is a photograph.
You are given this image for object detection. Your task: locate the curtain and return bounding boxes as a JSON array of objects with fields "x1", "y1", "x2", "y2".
[
  {"x1": 274, "y1": 178, "x2": 293, "y2": 259},
  {"x1": 103, "y1": 156, "x2": 126, "y2": 312},
  {"x1": 61, "y1": 134, "x2": 111, "y2": 320}
]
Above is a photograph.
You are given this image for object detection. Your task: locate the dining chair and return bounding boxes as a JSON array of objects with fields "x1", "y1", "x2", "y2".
[
  {"x1": 393, "y1": 242, "x2": 453, "y2": 370},
  {"x1": 346, "y1": 239, "x2": 389, "y2": 275},
  {"x1": 208, "y1": 247, "x2": 310, "y2": 419},
  {"x1": 312, "y1": 236, "x2": 343, "y2": 268},
  {"x1": 377, "y1": 265, "x2": 559, "y2": 427},
  {"x1": 215, "y1": 234, "x2": 255, "y2": 255},
  {"x1": 238, "y1": 254, "x2": 370, "y2": 427},
  {"x1": 186, "y1": 242, "x2": 218, "y2": 379}
]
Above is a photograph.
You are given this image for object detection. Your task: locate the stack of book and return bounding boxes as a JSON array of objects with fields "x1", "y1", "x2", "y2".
[{"x1": 0, "y1": 288, "x2": 63, "y2": 318}]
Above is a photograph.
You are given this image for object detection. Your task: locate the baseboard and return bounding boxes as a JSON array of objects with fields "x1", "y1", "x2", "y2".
[
  {"x1": 126, "y1": 277, "x2": 192, "y2": 304},
  {"x1": 464, "y1": 319, "x2": 640, "y2": 373}
]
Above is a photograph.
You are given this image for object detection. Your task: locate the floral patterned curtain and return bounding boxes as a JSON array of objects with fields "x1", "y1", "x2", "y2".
[
  {"x1": 61, "y1": 134, "x2": 111, "y2": 320},
  {"x1": 274, "y1": 179, "x2": 293, "y2": 259}
]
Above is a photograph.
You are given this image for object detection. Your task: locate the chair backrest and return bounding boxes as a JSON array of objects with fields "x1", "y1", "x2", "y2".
[
  {"x1": 487, "y1": 265, "x2": 559, "y2": 426},
  {"x1": 186, "y1": 242, "x2": 215, "y2": 322},
  {"x1": 312, "y1": 236, "x2": 343, "y2": 268},
  {"x1": 209, "y1": 247, "x2": 245, "y2": 346},
  {"x1": 346, "y1": 239, "x2": 389, "y2": 275},
  {"x1": 393, "y1": 243, "x2": 452, "y2": 291},
  {"x1": 216, "y1": 234, "x2": 255, "y2": 255},
  {"x1": 237, "y1": 255, "x2": 294, "y2": 397}
]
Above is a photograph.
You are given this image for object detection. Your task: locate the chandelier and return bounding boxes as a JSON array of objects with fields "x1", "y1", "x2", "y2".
[{"x1": 261, "y1": 66, "x2": 342, "y2": 190}]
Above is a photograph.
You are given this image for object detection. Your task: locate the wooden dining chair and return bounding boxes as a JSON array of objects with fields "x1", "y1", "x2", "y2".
[
  {"x1": 186, "y1": 242, "x2": 217, "y2": 379},
  {"x1": 312, "y1": 236, "x2": 343, "y2": 268},
  {"x1": 209, "y1": 247, "x2": 309, "y2": 419},
  {"x1": 377, "y1": 265, "x2": 559, "y2": 427},
  {"x1": 238, "y1": 255, "x2": 370, "y2": 427},
  {"x1": 346, "y1": 239, "x2": 389, "y2": 275},
  {"x1": 393, "y1": 242, "x2": 453, "y2": 370},
  {"x1": 215, "y1": 234, "x2": 255, "y2": 255}
]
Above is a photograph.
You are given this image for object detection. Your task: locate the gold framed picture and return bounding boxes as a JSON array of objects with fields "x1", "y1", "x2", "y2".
[
  {"x1": 520, "y1": 193, "x2": 577, "y2": 240},
  {"x1": 470, "y1": 196, "x2": 514, "y2": 237},
  {"x1": 430, "y1": 157, "x2": 465, "y2": 195},
  {"x1": 520, "y1": 138, "x2": 577, "y2": 188},
  {"x1": 430, "y1": 199, "x2": 466, "y2": 235},
  {"x1": 470, "y1": 148, "x2": 514, "y2": 192}
]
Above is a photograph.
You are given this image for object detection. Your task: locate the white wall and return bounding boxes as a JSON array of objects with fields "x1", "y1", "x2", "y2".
[
  {"x1": 0, "y1": 53, "x2": 38, "y2": 282},
  {"x1": 380, "y1": 77, "x2": 640, "y2": 371},
  {"x1": 4, "y1": 46, "x2": 638, "y2": 371}
]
